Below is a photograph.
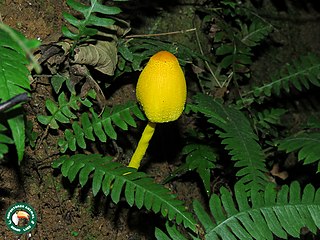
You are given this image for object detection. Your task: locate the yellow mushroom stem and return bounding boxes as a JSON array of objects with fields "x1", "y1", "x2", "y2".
[{"x1": 128, "y1": 121, "x2": 156, "y2": 169}]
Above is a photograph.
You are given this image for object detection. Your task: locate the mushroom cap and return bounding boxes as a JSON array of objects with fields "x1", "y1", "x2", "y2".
[{"x1": 136, "y1": 51, "x2": 187, "y2": 123}]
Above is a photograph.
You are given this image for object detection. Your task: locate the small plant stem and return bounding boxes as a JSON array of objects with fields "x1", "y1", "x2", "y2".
[
  {"x1": 194, "y1": 28, "x2": 222, "y2": 88},
  {"x1": 0, "y1": 93, "x2": 29, "y2": 112},
  {"x1": 128, "y1": 121, "x2": 156, "y2": 169},
  {"x1": 125, "y1": 28, "x2": 196, "y2": 39}
]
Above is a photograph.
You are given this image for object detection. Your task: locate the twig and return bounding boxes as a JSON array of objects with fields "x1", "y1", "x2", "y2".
[
  {"x1": 0, "y1": 93, "x2": 29, "y2": 112},
  {"x1": 125, "y1": 28, "x2": 196, "y2": 39},
  {"x1": 194, "y1": 28, "x2": 222, "y2": 88}
]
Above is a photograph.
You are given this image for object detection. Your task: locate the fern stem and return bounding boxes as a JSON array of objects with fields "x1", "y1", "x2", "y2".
[{"x1": 128, "y1": 121, "x2": 156, "y2": 169}]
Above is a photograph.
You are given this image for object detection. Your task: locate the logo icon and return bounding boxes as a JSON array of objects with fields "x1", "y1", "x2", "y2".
[{"x1": 5, "y1": 202, "x2": 37, "y2": 234}]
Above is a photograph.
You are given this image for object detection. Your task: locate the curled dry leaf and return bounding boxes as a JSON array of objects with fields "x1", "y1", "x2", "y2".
[{"x1": 73, "y1": 41, "x2": 118, "y2": 76}]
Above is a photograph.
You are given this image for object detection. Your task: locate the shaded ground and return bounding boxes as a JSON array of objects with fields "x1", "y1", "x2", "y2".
[
  {"x1": 1, "y1": 0, "x2": 320, "y2": 239},
  {"x1": 0, "y1": 1, "x2": 201, "y2": 239}
]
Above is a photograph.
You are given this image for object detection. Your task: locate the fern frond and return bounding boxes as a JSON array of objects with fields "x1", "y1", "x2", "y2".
[
  {"x1": 255, "y1": 108, "x2": 286, "y2": 130},
  {"x1": 52, "y1": 154, "x2": 197, "y2": 231},
  {"x1": 0, "y1": 25, "x2": 40, "y2": 161},
  {"x1": 37, "y1": 92, "x2": 92, "y2": 129},
  {"x1": 187, "y1": 93, "x2": 268, "y2": 192},
  {"x1": 118, "y1": 38, "x2": 203, "y2": 72},
  {"x1": 58, "y1": 101, "x2": 145, "y2": 152},
  {"x1": 277, "y1": 132, "x2": 320, "y2": 172},
  {"x1": 167, "y1": 144, "x2": 218, "y2": 196},
  {"x1": 252, "y1": 54, "x2": 320, "y2": 97},
  {"x1": 240, "y1": 19, "x2": 273, "y2": 47},
  {"x1": 155, "y1": 222, "x2": 195, "y2": 240},
  {"x1": 62, "y1": 0, "x2": 122, "y2": 42},
  {"x1": 194, "y1": 181, "x2": 320, "y2": 239},
  {"x1": 215, "y1": 18, "x2": 272, "y2": 73}
]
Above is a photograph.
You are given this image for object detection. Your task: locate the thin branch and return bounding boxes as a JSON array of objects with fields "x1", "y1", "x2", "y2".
[
  {"x1": 194, "y1": 28, "x2": 222, "y2": 88},
  {"x1": 0, "y1": 93, "x2": 29, "y2": 112},
  {"x1": 125, "y1": 28, "x2": 196, "y2": 39}
]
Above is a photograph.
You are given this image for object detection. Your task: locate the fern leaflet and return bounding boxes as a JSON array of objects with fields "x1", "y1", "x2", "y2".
[
  {"x1": 165, "y1": 144, "x2": 217, "y2": 196},
  {"x1": 62, "y1": 0, "x2": 123, "y2": 44},
  {"x1": 58, "y1": 101, "x2": 145, "y2": 152},
  {"x1": 251, "y1": 54, "x2": 320, "y2": 97},
  {"x1": 277, "y1": 132, "x2": 320, "y2": 172},
  {"x1": 52, "y1": 154, "x2": 197, "y2": 231},
  {"x1": 255, "y1": 108, "x2": 287, "y2": 130},
  {"x1": 37, "y1": 92, "x2": 92, "y2": 129},
  {"x1": 187, "y1": 93, "x2": 268, "y2": 192},
  {"x1": 194, "y1": 181, "x2": 320, "y2": 239}
]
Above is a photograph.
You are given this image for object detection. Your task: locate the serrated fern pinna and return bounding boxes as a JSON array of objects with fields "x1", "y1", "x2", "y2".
[
  {"x1": 62, "y1": 0, "x2": 125, "y2": 48},
  {"x1": 186, "y1": 93, "x2": 269, "y2": 192},
  {"x1": 37, "y1": 92, "x2": 145, "y2": 152},
  {"x1": 193, "y1": 181, "x2": 320, "y2": 240},
  {"x1": 244, "y1": 54, "x2": 320, "y2": 100},
  {"x1": 277, "y1": 132, "x2": 320, "y2": 173},
  {"x1": 155, "y1": 181, "x2": 320, "y2": 240},
  {"x1": 52, "y1": 154, "x2": 197, "y2": 232}
]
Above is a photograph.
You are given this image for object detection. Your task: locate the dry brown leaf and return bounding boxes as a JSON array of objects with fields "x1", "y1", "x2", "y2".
[
  {"x1": 270, "y1": 163, "x2": 288, "y2": 180},
  {"x1": 73, "y1": 41, "x2": 118, "y2": 76}
]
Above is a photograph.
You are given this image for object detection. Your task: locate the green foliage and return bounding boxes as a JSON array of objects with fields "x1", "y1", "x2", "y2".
[
  {"x1": 277, "y1": 132, "x2": 320, "y2": 172},
  {"x1": 197, "y1": 1, "x2": 273, "y2": 91},
  {"x1": 62, "y1": 0, "x2": 122, "y2": 44},
  {"x1": 187, "y1": 93, "x2": 269, "y2": 192},
  {"x1": 0, "y1": 24, "x2": 40, "y2": 162},
  {"x1": 165, "y1": 144, "x2": 217, "y2": 196},
  {"x1": 214, "y1": 17, "x2": 273, "y2": 72},
  {"x1": 37, "y1": 92, "x2": 93, "y2": 129},
  {"x1": 37, "y1": 92, "x2": 145, "y2": 152},
  {"x1": 117, "y1": 37, "x2": 203, "y2": 74},
  {"x1": 254, "y1": 108, "x2": 287, "y2": 131},
  {"x1": 155, "y1": 223, "x2": 191, "y2": 240},
  {"x1": 250, "y1": 54, "x2": 320, "y2": 98},
  {"x1": 251, "y1": 108, "x2": 287, "y2": 139},
  {"x1": 193, "y1": 181, "x2": 320, "y2": 240},
  {"x1": 52, "y1": 154, "x2": 197, "y2": 231},
  {"x1": 156, "y1": 182, "x2": 320, "y2": 240}
]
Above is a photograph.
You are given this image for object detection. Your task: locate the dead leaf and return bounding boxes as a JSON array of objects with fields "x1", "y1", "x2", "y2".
[
  {"x1": 73, "y1": 41, "x2": 118, "y2": 76},
  {"x1": 270, "y1": 163, "x2": 288, "y2": 180}
]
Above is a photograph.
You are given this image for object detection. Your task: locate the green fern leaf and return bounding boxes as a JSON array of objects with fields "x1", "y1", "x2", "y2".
[
  {"x1": 168, "y1": 144, "x2": 217, "y2": 196},
  {"x1": 155, "y1": 222, "x2": 192, "y2": 240},
  {"x1": 63, "y1": 0, "x2": 121, "y2": 41},
  {"x1": 194, "y1": 181, "x2": 320, "y2": 240},
  {"x1": 240, "y1": 20, "x2": 273, "y2": 47},
  {"x1": 188, "y1": 93, "x2": 268, "y2": 192},
  {"x1": 255, "y1": 108, "x2": 287, "y2": 130},
  {"x1": 277, "y1": 132, "x2": 320, "y2": 172},
  {"x1": 37, "y1": 93, "x2": 88, "y2": 129},
  {"x1": 0, "y1": 26, "x2": 40, "y2": 162},
  {"x1": 52, "y1": 154, "x2": 197, "y2": 231},
  {"x1": 252, "y1": 54, "x2": 320, "y2": 97},
  {"x1": 215, "y1": 18, "x2": 272, "y2": 73},
  {"x1": 57, "y1": 101, "x2": 145, "y2": 152},
  {"x1": 118, "y1": 38, "x2": 203, "y2": 72}
]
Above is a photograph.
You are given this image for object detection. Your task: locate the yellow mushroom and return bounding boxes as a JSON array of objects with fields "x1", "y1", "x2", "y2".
[{"x1": 128, "y1": 51, "x2": 187, "y2": 169}]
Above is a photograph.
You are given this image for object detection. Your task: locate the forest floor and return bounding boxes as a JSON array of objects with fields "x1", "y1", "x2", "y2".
[{"x1": 1, "y1": 0, "x2": 320, "y2": 239}]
